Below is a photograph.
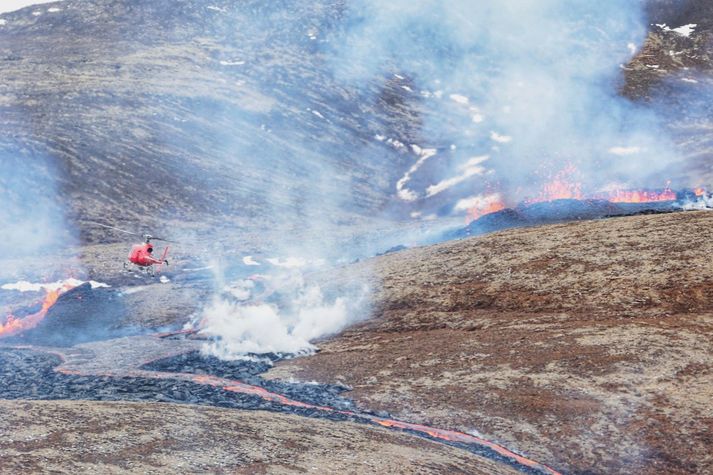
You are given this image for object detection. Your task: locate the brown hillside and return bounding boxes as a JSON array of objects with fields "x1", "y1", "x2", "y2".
[{"x1": 269, "y1": 211, "x2": 713, "y2": 474}]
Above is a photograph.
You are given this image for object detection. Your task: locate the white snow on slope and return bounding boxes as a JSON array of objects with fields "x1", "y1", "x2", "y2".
[
  {"x1": 396, "y1": 147, "x2": 438, "y2": 201},
  {"x1": 449, "y1": 94, "x2": 470, "y2": 105},
  {"x1": 219, "y1": 60, "x2": 245, "y2": 66},
  {"x1": 426, "y1": 155, "x2": 490, "y2": 197},
  {"x1": 0, "y1": 1, "x2": 61, "y2": 15},
  {"x1": 609, "y1": 146, "x2": 642, "y2": 156},
  {"x1": 656, "y1": 23, "x2": 697, "y2": 37},
  {"x1": 490, "y1": 132, "x2": 512, "y2": 144},
  {"x1": 207, "y1": 5, "x2": 227, "y2": 13},
  {"x1": 243, "y1": 256, "x2": 260, "y2": 266},
  {"x1": 1, "y1": 278, "x2": 109, "y2": 292}
]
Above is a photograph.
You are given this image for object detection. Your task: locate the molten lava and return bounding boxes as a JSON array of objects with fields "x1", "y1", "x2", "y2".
[
  {"x1": 0, "y1": 285, "x2": 73, "y2": 338},
  {"x1": 465, "y1": 164, "x2": 681, "y2": 224},
  {"x1": 597, "y1": 188, "x2": 676, "y2": 203},
  {"x1": 526, "y1": 165, "x2": 584, "y2": 203},
  {"x1": 466, "y1": 200, "x2": 506, "y2": 223}
]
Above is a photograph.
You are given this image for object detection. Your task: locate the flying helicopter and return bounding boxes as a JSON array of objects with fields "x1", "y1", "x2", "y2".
[{"x1": 91, "y1": 223, "x2": 176, "y2": 275}]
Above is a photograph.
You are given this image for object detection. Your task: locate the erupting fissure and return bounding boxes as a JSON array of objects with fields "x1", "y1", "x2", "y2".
[
  {"x1": 466, "y1": 171, "x2": 688, "y2": 224},
  {"x1": 0, "y1": 284, "x2": 75, "y2": 338}
]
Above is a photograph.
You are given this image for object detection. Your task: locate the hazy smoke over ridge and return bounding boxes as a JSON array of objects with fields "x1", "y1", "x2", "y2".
[
  {"x1": 0, "y1": 151, "x2": 73, "y2": 278},
  {"x1": 331, "y1": 0, "x2": 681, "y2": 213}
]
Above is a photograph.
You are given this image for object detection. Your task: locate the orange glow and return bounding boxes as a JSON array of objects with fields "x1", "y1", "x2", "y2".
[
  {"x1": 694, "y1": 187, "x2": 707, "y2": 197},
  {"x1": 0, "y1": 284, "x2": 74, "y2": 338},
  {"x1": 466, "y1": 200, "x2": 506, "y2": 223},
  {"x1": 526, "y1": 165, "x2": 583, "y2": 203},
  {"x1": 600, "y1": 189, "x2": 676, "y2": 203}
]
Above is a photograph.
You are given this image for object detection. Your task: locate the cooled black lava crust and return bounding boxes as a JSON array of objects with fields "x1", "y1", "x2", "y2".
[
  {"x1": 142, "y1": 351, "x2": 355, "y2": 409},
  {"x1": 0, "y1": 348, "x2": 357, "y2": 422}
]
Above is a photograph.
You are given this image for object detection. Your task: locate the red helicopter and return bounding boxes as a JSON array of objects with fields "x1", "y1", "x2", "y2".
[{"x1": 92, "y1": 223, "x2": 175, "y2": 275}]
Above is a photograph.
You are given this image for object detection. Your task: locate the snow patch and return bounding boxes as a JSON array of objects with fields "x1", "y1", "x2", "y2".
[
  {"x1": 681, "y1": 77, "x2": 698, "y2": 84},
  {"x1": 490, "y1": 132, "x2": 512, "y2": 143},
  {"x1": 426, "y1": 156, "x2": 490, "y2": 197},
  {"x1": 449, "y1": 94, "x2": 470, "y2": 105},
  {"x1": 243, "y1": 256, "x2": 260, "y2": 266},
  {"x1": 1, "y1": 278, "x2": 110, "y2": 292},
  {"x1": 656, "y1": 23, "x2": 697, "y2": 37},
  {"x1": 0, "y1": 1, "x2": 61, "y2": 15},
  {"x1": 396, "y1": 146, "x2": 438, "y2": 201},
  {"x1": 219, "y1": 60, "x2": 245, "y2": 66},
  {"x1": 609, "y1": 146, "x2": 642, "y2": 156}
]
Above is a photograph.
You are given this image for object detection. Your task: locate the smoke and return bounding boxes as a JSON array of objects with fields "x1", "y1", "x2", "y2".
[
  {"x1": 199, "y1": 268, "x2": 370, "y2": 358},
  {"x1": 329, "y1": 0, "x2": 682, "y2": 216},
  {"x1": 0, "y1": 149, "x2": 75, "y2": 281}
]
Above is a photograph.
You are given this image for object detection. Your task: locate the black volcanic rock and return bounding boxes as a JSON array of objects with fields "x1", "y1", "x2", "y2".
[
  {"x1": 10, "y1": 282, "x2": 133, "y2": 346},
  {"x1": 445, "y1": 199, "x2": 681, "y2": 240}
]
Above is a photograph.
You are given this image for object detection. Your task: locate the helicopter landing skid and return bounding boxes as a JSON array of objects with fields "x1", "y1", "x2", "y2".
[{"x1": 123, "y1": 262, "x2": 157, "y2": 277}]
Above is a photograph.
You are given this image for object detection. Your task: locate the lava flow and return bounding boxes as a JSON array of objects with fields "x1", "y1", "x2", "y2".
[
  {"x1": 173, "y1": 361, "x2": 562, "y2": 474},
  {"x1": 467, "y1": 165, "x2": 682, "y2": 224},
  {"x1": 0, "y1": 284, "x2": 74, "y2": 338}
]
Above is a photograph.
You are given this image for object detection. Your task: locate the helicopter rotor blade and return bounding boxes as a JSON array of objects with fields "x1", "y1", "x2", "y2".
[
  {"x1": 150, "y1": 236, "x2": 179, "y2": 244},
  {"x1": 88, "y1": 222, "x2": 180, "y2": 244},
  {"x1": 88, "y1": 222, "x2": 144, "y2": 238}
]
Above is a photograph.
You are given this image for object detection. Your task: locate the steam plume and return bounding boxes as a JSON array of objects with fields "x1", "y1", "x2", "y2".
[{"x1": 330, "y1": 0, "x2": 682, "y2": 215}]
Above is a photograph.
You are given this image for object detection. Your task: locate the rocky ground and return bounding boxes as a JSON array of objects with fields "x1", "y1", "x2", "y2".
[
  {"x1": 2, "y1": 0, "x2": 713, "y2": 473},
  {"x1": 0, "y1": 400, "x2": 514, "y2": 474},
  {"x1": 1, "y1": 207, "x2": 712, "y2": 474},
  {"x1": 268, "y1": 210, "x2": 713, "y2": 474}
]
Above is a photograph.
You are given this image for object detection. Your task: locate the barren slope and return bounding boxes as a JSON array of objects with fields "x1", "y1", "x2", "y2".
[
  {"x1": 268, "y1": 211, "x2": 713, "y2": 474},
  {"x1": 0, "y1": 400, "x2": 516, "y2": 474}
]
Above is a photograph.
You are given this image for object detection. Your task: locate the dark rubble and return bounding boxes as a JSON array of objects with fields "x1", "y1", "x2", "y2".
[{"x1": 0, "y1": 348, "x2": 358, "y2": 422}]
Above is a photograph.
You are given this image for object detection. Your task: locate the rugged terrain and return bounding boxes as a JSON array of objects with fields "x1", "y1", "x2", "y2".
[
  {"x1": 1, "y1": 0, "x2": 713, "y2": 244},
  {"x1": 0, "y1": 401, "x2": 514, "y2": 474},
  {"x1": 2, "y1": 0, "x2": 713, "y2": 474},
  {"x1": 269, "y1": 210, "x2": 713, "y2": 474}
]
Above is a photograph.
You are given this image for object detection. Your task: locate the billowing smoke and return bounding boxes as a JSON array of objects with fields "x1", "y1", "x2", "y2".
[
  {"x1": 329, "y1": 0, "x2": 682, "y2": 216},
  {"x1": 199, "y1": 265, "x2": 370, "y2": 358},
  {"x1": 0, "y1": 150, "x2": 75, "y2": 281}
]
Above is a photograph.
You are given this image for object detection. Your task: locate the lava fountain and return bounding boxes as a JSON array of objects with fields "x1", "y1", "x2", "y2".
[{"x1": 0, "y1": 283, "x2": 75, "y2": 338}]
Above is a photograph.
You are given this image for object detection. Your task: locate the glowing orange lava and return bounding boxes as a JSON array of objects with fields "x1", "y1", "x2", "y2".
[
  {"x1": 600, "y1": 188, "x2": 676, "y2": 203},
  {"x1": 522, "y1": 165, "x2": 584, "y2": 204},
  {"x1": 466, "y1": 200, "x2": 506, "y2": 223},
  {"x1": 0, "y1": 285, "x2": 74, "y2": 338}
]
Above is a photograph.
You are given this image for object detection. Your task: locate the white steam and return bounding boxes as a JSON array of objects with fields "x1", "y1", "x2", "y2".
[
  {"x1": 199, "y1": 270, "x2": 369, "y2": 358},
  {"x1": 332, "y1": 0, "x2": 681, "y2": 213}
]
